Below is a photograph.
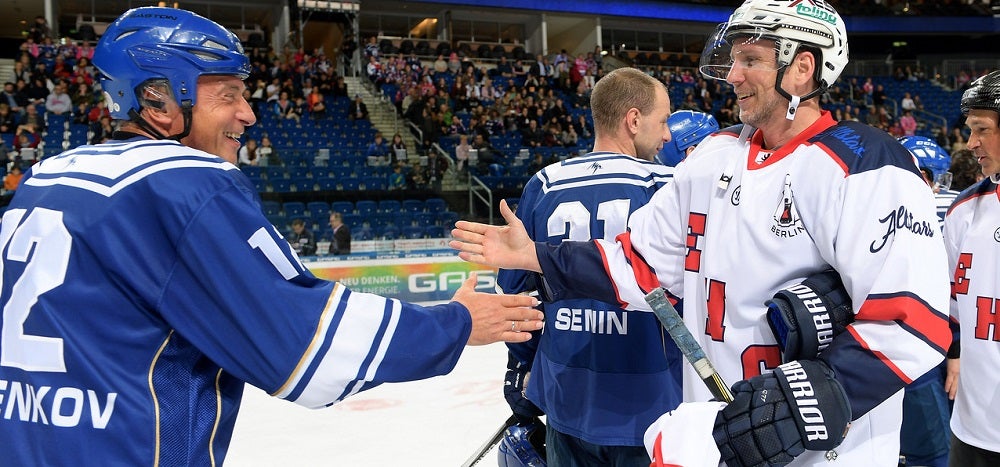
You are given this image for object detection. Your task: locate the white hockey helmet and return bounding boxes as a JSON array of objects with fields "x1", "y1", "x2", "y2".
[{"x1": 700, "y1": 0, "x2": 849, "y2": 117}]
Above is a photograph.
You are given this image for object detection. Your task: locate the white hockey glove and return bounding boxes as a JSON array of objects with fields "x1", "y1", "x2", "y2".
[
  {"x1": 766, "y1": 270, "x2": 854, "y2": 362},
  {"x1": 645, "y1": 402, "x2": 726, "y2": 467}
]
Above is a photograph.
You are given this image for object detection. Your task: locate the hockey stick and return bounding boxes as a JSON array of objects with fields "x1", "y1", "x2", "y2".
[
  {"x1": 645, "y1": 288, "x2": 734, "y2": 403},
  {"x1": 460, "y1": 414, "x2": 517, "y2": 467}
]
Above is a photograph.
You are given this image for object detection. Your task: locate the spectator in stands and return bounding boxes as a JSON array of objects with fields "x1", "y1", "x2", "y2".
[
  {"x1": 88, "y1": 113, "x2": 113, "y2": 144},
  {"x1": 950, "y1": 127, "x2": 968, "y2": 153},
  {"x1": 14, "y1": 124, "x2": 39, "y2": 151},
  {"x1": 471, "y1": 132, "x2": 496, "y2": 173},
  {"x1": 560, "y1": 124, "x2": 579, "y2": 147},
  {"x1": 388, "y1": 163, "x2": 406, "y2": 190},
  {"x1": 390, "y1": 132, "x2": 407, "y2": 165},
  {"x1": 238, "y1": 138, "x2": 260, "y2": 167},
  {"x1": 259, "y1": 135, "x2": 278, "y2": 166},
  {"x1": 901, "y1": 92, "x2": 916, "y2": 111},
  {"x1": 24, "y1": 77, "x2": 49, "y2": 106},
  {"x1": 272, "y1": 90, "x2": 297, "y2": 120},
  {"x1": 366, "y1": 131, "x2": 390, "y2": 165},
  {"x1": 1, "y1": 82, "x2": 21, "y2": 114},
  {"x1": 307, "y1": 90, "x2": 326, "y2": 119},
  {"x1": 0, "y1": 103, "x2": 16, "y2": 135},
  {"x1": 348, "y1": 94, "x2": 369, "y2": 120},
  {"x1": 873, "y1": 83, "x2": 888, "y2": 106},
  {"x1": 3, "y1": 165, "x2": 22, "y2": 193},
  {"x1": 45, "y1": 81, "x2": 73, "y2": 116},
  {"x1": 455, "y1": 133, "x2": 471, "y2": 173},
  {"x1": 433, "y1": 54, "x2": 448, "y2": 73},
  {"x1": 424, "y1": 150, "x2": 449, "y2": 192},
  {"x1": 948, "y1": 148, "x2": 981, "y2": 191},
  {"x1": 328, "y1": 212, "x2": 352, "y2": 255},
  {"x1": 28, "y1": 15, "x2": 50, "y2": 43},
  {"x1": 900, "y1": 109, "x2": 918, "y2": 136},
  {"x1": 522, "y1": 119, "x2": 544, "y2": 148},
  {"x1": 287, "y1": 219, "x2": 317, "y2": 257}
]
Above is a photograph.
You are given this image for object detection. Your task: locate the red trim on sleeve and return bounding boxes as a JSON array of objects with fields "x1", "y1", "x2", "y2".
[
  {"x1": 599, "y1": 231, "x2": 660, "y2": 308},
  {"x1": 845, "y1": 326, "x2": 913, "y2": 385},
  {"x1": 856, "y1": 295, "x2": 951, "y2": 351}
]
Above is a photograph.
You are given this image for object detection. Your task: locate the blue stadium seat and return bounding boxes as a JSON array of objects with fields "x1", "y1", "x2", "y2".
[
  {"x1": 424, "y1": 198, "x2": 447, "y2": 213},
  {"x1": 380, "y1": 225, "x2": 400, "y2": 240},
  {"x1": 339, "y1": 179, "x2": 359, "y2": 191},
  {"x1": 242, "y1": 166, "x2": 263, "y2": 178},
  {"x1": 352, "y1": 227, "x2": 374, "y2": 241},
  {"x1": 283, "y1": 202, "x2": 306, "y2": 218},
  {"x1": 424, "y1": 225, "x2": 445, "y2": 238},
  {"x1": 402, "y1": 226, "x2": 425, "y2": 239},
  {"x1": 355, "y1": 200, "x2": 377, "y2": 218},
  {"x1": 378, "y1": 200, "x2": 401, "y2": 214},
  {"x1": 401, "y1": 199, "x2": 424, "y2": 214},
  {"x1": 437, "y1": 211, "x2": 460, "y2": 230},
  {"x1": 414, "y1": 212, "x2": 436, "y2": 227},
  {"x1": 307, "y1": 201, "x2": 330, "y2": 219},
  {"x1": 269, "y1": 179, "x2": 292, "y2": 192},
  {"x1": 261, "y1": 200, "x2": 282, "y2": 216},
  {"x1": 331, "y1": 201, "x2": 354, "y2": 215},
  {"x1": 342, "y1": 213, "x2": 364, "y2": 231},
  {"x1": 316, "y1": 177, "x2": 338, "y2": 191}
]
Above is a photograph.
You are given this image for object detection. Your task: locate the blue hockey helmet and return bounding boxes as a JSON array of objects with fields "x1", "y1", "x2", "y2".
[
  {"x1": 899, "y1": 136, "x2": 951, "y2": 180},
  {"x1": 498, "y1": 421, "x2": 547, "y2": 467},
  {"x1": 657, "y1": 110, "x2": 719, "y2": 166},
  {"x1": 94, "y1": 7, "x2": 250, "y2": 120}
]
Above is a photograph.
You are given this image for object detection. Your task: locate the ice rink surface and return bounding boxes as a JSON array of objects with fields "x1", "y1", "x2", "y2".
[{"x1": 227, "y1": 342, "x2": 510, "y2": 466}]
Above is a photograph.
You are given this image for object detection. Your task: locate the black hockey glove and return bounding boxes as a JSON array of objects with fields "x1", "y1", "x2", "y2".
[
  {"x1": 766, "y1": 270, "x2": 855, "y2": 363},
  {"x1": 504, "y1": 353, "x2": 543, "y2": 424},
  {"x1": 713, "y1": 360, "x2": 851, "y2": 467}
]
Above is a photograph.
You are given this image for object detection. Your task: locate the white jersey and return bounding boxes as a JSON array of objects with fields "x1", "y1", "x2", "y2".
[
  {"x1": 535, "y1": 113, "x2": 951, "y2": 466},
  {"x1": 942, "y1": 179, "x2": 1000, "y2": 453}
]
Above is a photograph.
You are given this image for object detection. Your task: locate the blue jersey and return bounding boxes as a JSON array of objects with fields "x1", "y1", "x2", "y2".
[
  {"x1": 497, "y1": 152, "x2": 683, "y2": 446},
  {"x1": 0, "y1": 138, "x2": 473, "y2": 465}
]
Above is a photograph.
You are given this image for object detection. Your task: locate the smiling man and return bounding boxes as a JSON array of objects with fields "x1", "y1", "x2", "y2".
[
  {"x1": 0, "y1": 7, "x2": 543, "y2": 465},
  {"x1": 451, "y1": 1, "x2": 950, "y2": 466}
]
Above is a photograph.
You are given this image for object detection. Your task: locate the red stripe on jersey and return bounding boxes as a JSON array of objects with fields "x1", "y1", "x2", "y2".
[
  {"x1": 845, "y1": 326, "x2": 913, "y2": 385},
  {"x1": 857, "y1": 295, "x2": 951, "y2": 351},
  {"x1": 946, "y1": 185, "x2": 996, "y2": 217},
  {"x1": 601, "y1": 232, "x2": 660, "y2": 307}
]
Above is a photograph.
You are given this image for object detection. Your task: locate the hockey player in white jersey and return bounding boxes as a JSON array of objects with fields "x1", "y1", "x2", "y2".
[
  {"x1": 498, "y1": 67, "x2": 681, "y2": 466},
  {"x1": 0, "y1": 8, "x2": 542, "y2": 466},
  {"x1": 942, "y1": 69, "x2": 1000, "y2": 466},
  {"x1": 451, "y1": 1, "x2": 950, "y2": 466}
]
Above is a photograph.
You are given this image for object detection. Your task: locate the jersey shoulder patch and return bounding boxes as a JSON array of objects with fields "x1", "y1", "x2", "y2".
[{"x1": 810, "y1": 121, "x2": 920, "y2": 178}]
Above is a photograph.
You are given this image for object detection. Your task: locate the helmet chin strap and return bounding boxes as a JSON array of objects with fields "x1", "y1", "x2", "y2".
[
  {"x1": 772, "y1": 58, "x2": 825, "y2": 121},
  {"x1": 990, "y1": 173, "x2": 1000, "y2": 184},
  {"x1": 127, "y1": 101, "x2": 193, "y2": 141}
]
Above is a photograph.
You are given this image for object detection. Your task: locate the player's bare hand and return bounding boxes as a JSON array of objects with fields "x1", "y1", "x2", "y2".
[
  {"x1": 944, "y1": 357, "x2": 959, "y2": 400},
  {"x1": 453, "y1": 273, "x2": 543, "y2": 345},
  {"x1": 449, "y1": 199, "x2": 542, "y2": 273}
]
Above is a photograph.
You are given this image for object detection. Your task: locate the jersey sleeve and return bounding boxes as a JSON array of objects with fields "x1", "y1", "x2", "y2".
[
  {"x1": 534, "y1": 169, "x2": 688, "y2": 310},
  {"x1": 158, "y1": 184, "x2": 472, "y2": 409},
  {"x1": 812, "y1": 163, "x2": 951, "y2": 417}
]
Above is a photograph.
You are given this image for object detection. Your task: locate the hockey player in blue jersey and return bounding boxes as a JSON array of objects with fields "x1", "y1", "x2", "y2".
[
  {"x1": 498, "y1": 67, "x2": 682, "y2": 466},
  {"x1": 453, "y1": 1, "x2": 950, "y2": 466},
  {"x1": 0, "y1": 7, "x2": 542, "y2": 466}
]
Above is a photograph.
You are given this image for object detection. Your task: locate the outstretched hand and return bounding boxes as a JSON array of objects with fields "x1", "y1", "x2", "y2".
[
  {"x1": 453, "y1": 273, "x2": 544, "y2": 345},
  {"x1": 449, "y1": 199, "x2": 542, "y2": 273}
]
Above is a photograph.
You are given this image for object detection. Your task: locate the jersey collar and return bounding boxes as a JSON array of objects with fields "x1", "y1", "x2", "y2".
[{"x1": 747, "y1": 111, "x2": 837, "y2": 170}]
